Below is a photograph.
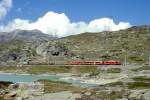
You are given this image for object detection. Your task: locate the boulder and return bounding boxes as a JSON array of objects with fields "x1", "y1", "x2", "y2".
[
  {"x1": 129, "y1": 89, "x2": 149, "y2": 100},
  {"x1": 143, "y1": 90, "x2": 150, "y2": 100}
]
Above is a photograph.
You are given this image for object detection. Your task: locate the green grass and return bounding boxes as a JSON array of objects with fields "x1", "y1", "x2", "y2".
[
  {"x1": 0, "y1": 96, "x2": 3, "y2": 100},
  {"x1": 38, "y1": 80, "x2": 86, "y2": 93},
  {"x1": 131, "y1": 66, "x2": 150, "y2": 72},
  {"x1": 27, "y1": 66, "x2": 71, "y2": 74},
  {"x1": 102, "y1": 78, "x2": 150, "y2": 89},
  {"x1": 79, "y1": 66, "x2": 100, "y2": 75},
  {"x1": 132, "y1": 76, "x2": 150, "y2": 82},
  {"x1": 106, "y1": 68, "x2": 121, "y2": 73},
  {"x1": 0, "y1": 66, "x2": 71, "y2": 74},
  {"x1": 0, "y1": 66, "x2": 101, "y2": 74},
  {"x1": 105, "y1": 81, "x2": 123, "y2": 86},
  {"x1": 105, "y1": 77, "x2": 150, "y2": 89},
  {"x1": 0, "y1": 66, "x2": 18, "y2": 71},
  {"x1": 127, "y1": 82, "x2": 150, "y2": 89}
]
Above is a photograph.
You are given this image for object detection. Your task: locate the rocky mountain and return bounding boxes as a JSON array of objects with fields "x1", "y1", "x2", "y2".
[
  {"x1": 0, "y1": 29, "x2": 56, "y2": 66},
  {"x1": 0, "y1": 29, "x2": 55, "y2": 43},
  {"x1": 0, "y1": 25, "x2": 150, "y2": 65}
]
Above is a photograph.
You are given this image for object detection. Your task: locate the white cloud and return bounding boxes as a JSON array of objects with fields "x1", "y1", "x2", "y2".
[
  {"x1": 0, "y1": 0, "x2": 12, "y2": 20},
  {"x1": 0, "y1": 11, "x2": 131, "y2": 37},
  {"x1": 88, "y1": 18, "x2": 131, "y2": 32}
]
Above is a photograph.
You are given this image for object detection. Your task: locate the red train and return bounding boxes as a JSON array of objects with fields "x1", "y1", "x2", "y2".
[{"x1": 68, "y1": 60, "x2": 121, "y2": 65}]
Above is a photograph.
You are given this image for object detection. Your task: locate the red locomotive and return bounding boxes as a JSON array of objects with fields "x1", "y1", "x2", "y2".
[{"x1": 68, "y1": 60, "x2": 121, "y2": 65}]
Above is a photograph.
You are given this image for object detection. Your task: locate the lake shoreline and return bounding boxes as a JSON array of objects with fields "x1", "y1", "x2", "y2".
[
  {"x1": 0, "y1": 71, "x2": 97, "y2": 87},
  {"x1": 0, "y1": 71, "x2": 75, "y2": 77}
]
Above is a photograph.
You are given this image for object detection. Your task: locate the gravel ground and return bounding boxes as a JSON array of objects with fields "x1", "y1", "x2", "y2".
[{"x1": 28, "y1": 91, "x2": 81, "y2": 100}]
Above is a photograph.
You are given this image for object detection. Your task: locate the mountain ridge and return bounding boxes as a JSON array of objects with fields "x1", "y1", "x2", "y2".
[
  {"x1": 0, "y1": 25, "x2": 150, "y2": 65},
  {"x1": 0, "y1": 29, "x2": 56, "y2": 43}
]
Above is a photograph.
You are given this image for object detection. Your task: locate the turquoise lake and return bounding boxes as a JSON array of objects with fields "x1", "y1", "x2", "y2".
[{"x1": 0, "y1": 73, "x2": 96, "y2": 87}]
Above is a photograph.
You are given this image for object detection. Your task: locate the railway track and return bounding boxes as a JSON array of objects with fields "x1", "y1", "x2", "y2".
[{"x1": 22, "y1": 64, "x2": 122, "y2": 67}]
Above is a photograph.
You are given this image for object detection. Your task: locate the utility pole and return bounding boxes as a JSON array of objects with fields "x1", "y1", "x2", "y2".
[
  {"x1": 124, "y1": 55, "x2": 127, "y2": 67},
  {"x1": 148, "y1": 55, "x2": 150, "y2": 66},
  {"x1": 122, "y1": 49, "x2": 127, "y2": 67}
]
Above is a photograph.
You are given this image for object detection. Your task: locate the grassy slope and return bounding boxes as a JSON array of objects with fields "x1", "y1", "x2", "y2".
[
  {"x1": 0, "y1": 65, "x2": 100, "y2": 74},
  {"x1": 0, "y1": 26, "x2": 150, "y2": 65},
  {"x1": 58, "y1": 26, "x2": 150, "y2": 64},
  {"x1": 38, "y1": 80, "x2": 86, "y2": 93}
]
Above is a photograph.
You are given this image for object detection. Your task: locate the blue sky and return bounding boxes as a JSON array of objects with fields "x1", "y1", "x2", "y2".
[
  {"x1": 3, "y1": 0, "x2": 150, "y2": 25},
  {"x1": 0, "y1": 0, "x2": 149, "y2": 36}
]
